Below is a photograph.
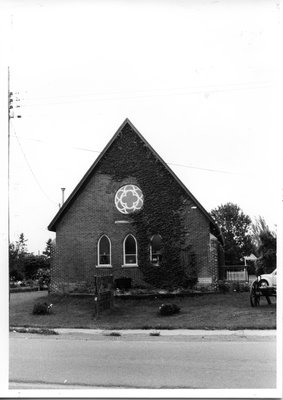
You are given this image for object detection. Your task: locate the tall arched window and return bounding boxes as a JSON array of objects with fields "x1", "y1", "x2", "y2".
[
  {"x1": 150, "y1": 234, "x2": 163, "y2": 265},
  {"x1": 98, "y1": 235, "x2": 111, "y2": 266},
  {"x1": 123, "y1": 234, "x2": 138, "y2": 266}
]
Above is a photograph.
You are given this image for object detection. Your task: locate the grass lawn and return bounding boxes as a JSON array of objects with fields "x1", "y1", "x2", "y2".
[{"x1": 9, "y1": 291, "x2": 276, "y2": 330}]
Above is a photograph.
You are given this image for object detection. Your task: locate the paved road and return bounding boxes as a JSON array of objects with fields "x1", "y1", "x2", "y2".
[{"x1": 9, "y1": 331, "x2": 276, "y2": 389}]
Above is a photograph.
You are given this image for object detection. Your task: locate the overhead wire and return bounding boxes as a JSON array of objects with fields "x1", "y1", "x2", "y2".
[
  {"x1": 20, "y1": 81, "x2": 272, "y2": 108},
  {"x1": 10, "y1": 134, "x2": 101, "y2": 154},
  {"x1": 10, "y1": 123, "x2": 58, "y2": 205},
  {"x1": 10, "y1": 134, "x2": 236, "y2": 175},
  {"x1": 21, "y1": 80, "x2": 271, "y2": 100}
]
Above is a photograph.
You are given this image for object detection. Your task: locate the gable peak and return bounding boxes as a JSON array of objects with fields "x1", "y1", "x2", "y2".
[{"x1": 117, "y1": 118, "x2": 139, "y2": 134}]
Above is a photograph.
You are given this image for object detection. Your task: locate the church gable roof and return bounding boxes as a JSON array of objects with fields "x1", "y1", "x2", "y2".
[{"x1": 48, "y1": 118, "x2": 221, "y2": 241}]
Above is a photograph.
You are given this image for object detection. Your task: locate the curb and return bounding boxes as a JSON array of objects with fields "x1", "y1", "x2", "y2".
[
  {"x1": 53, "y1": 328, "x2": 277, "y2": 337},
  {"x1": 10, "y1": 326, "x2": 277, "y2": 337}
]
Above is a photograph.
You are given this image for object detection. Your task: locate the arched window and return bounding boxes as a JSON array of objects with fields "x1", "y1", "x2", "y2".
[
  {"x1": 123, "y1": 234, "x2": 138, "y2": 266},
  {"x1": 150, "y1": 234, "x2": 163, "y2": 265},
  {"x1": 98, "y1": 235, "x2": 111, "y2": 266}
]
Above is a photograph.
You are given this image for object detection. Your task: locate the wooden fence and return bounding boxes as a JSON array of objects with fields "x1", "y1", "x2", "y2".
[{"x1": 219, "y1": 265, "x2": 248, "y2": 281}]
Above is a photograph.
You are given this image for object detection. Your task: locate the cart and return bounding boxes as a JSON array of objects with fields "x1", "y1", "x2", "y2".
[{"x1": 250, "y1": 279, "x2": 276, "y2": 307}]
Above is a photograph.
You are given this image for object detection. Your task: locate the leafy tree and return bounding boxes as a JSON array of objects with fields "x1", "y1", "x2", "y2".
[
  {"x1": 210, "y1": 203, "x2": 254, "y2": 265},
  {"x1": 9, "y1": 243, "x2": 24, "y2": 280},
  {"x1": 23, "y1": 254, "x2": 50, "y2": 279},
  {"x1": 251, "y1": 216, "x2": 276, "y2": 275},
  {"x1": 17, "y1": 233, "x2": 28, "y2": 255},
  {"x1": 36, "y1": 268, "x2": 51, "y2": 289},
  {"x1": 43, "y1": 238, "x2": 53, "y2": 260},
  {"x1": 9, "y1": 233, "x2": 28, "y2": 280},
  {"x1": 9, "y1": 234, "x2": 52, "y2": 282}
]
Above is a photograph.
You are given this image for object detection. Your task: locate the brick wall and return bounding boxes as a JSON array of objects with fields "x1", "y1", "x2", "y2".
[
  {"x1": 50, "y1": 124, "x2": 220, "y2": 293},
  {"x1": 50, "y1": 173, "x2": 215, "y2": 292},
  {"x1": 181, "y1": 200, "x2": 211, "y2": 278},
  {"x1": 208, "y1": 234, "x2": 219, "y2": 282},
  {"x1": 51, "y1": 173, "x2": 146, "y2": 293}
]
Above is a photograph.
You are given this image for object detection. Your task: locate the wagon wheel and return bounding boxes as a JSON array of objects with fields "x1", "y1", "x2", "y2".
[
  {"x1": 250, "y1": 281, "x2": 260, "y2": 307},
  {"x1": 258, "y1": 279, "x2": 272, "y2": 305}
]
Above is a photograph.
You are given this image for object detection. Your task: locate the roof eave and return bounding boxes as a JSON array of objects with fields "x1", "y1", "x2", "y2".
[
  {"x1": 48, "y1": 119, "x2": 132, "y2": 231},
  {"x1": 48, "y1": 118, "x2": 222, "y2": 241}
]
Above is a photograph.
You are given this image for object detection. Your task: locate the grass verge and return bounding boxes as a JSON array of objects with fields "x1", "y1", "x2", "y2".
[{"x1": 9, "y1": 291, "x2": 276, "y2": 330}]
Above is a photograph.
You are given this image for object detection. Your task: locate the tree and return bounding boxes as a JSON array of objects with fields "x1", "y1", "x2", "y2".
[
  {"x1": 9, "y1": 234, "x2": 52, "y2": 282},
  {"x1": 210, "y1": 203, "x2": 254, "y2": 265},
  {"x1": 17, "y1": 233, "x2": 28, "y2": 255},
  {"x1": 9, "y1": 233, "x2": 28, "y2": 280},
  {"x1": 23, "y1": 254, "x2": 50, "y2": 279},
  {"x1": 251, "y1": 216, "x2": 276, "y2": 275},
  {"x1": 43, "y1": 238, "x2": 53, "y2": 260},
  {"x1": 251, "y1": 216, "x2": 276, "y2": 252},
  {"x1": 9, "y1": 242, "x2": 24, "y2": 280}
]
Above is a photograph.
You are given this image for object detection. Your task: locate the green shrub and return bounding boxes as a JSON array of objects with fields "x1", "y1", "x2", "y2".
[
  {"x1": 104, "y1": 332, "x2": 121, "y2": 337},
  {"x1": 32, "y1": 302, "x2": 53, "y2": 315},
  {"x1": 150, "y1": 331, "x2": 160, "y2": 336},
  {"x1": 37, "y1": 269, "x2": 51, "y2": 289},
  {"x1": 115, "y1": 277, "x2": 132, "y2": 290},
  {"x1": 217, "y1": 280, "x2": 230, "y2": 293},
  {"x1": 231, "y1": 281, "x2": 250, "y2": 292},
  {"x1": 159, "y1": 303, "x2": 180, "y2": 316}
]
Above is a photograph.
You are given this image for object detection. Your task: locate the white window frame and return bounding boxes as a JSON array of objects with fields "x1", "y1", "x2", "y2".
[
  {"x1": 122, "y1": 234, "x2": 138, "y2": 267},
  {"x1": 97, "y1": 235, "x2": 112, "y2": 268}
]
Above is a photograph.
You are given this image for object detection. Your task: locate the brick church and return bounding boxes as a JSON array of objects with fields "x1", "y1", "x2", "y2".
[{"x1": 48, "y1": 119, "x2": 224, "y2": 293}]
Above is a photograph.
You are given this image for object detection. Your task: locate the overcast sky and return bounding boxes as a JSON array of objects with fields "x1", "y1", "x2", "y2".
[{"x1": 1, "y1": 0, "x2": 282, "y2": 253}]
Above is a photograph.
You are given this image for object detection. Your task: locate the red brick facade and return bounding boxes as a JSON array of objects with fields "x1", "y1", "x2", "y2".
[{"x1": 49, "y1": 119, "x2": 223, "y2": 293}]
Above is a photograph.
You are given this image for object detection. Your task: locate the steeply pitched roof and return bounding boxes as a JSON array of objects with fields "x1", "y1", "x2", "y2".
[{"x1": 48, "y1": 118, "x2": 222, "y2": 242}]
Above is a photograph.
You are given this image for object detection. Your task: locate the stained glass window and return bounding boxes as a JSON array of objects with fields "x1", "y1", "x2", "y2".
[{"x1": 115, "y1": 185, "x2": 143, "y2": 214}]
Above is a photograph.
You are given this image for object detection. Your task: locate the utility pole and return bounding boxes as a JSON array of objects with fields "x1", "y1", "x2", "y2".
[
  {"x1": 8, "y1": 66, "x2": 21, "y2": 301},
  {"x1": 8, "y1": 66, "x2": 11, "y2": 303},
  {"x1": 8, "y1": 67, "x2": 10, "y2": 252}
]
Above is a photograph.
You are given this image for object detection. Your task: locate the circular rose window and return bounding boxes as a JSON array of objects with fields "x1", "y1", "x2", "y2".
[{"x1": 115, "y1": 185, "x2": 144, "y2": 214}]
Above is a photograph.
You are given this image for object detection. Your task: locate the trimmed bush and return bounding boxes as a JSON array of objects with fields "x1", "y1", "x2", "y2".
[
  {"x1": 159, "y1": 303, "x2": 180, "y2": 316},
  {"x1": 231, "y1": 281, "x2": 250, "y2": 292},
  {"x1": 218, "y1": 280, "x2": 230, "y2": 293},
  {"x1": 115, "y1": 277, "x2": 132, "y2": 290},
  {"x1": 32, "y1": 302, "x2": 53, "y2": 315}
]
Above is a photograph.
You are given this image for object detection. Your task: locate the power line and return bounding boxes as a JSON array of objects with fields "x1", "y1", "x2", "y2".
[
  {"x1": 10, "y1": 134, "x2": 236, "y2": 175},
  {"x1": 20, "y1": 81, "x2": 272, "y2": 108},
  {"x1": 168, "y1": 162, "x2": 235, "y2": 175},
  {"x1": 10, "y1": 135, "x2": 101, "y2": 154},
  {"x1": 21, "y1": 80, "x2": 272, "y2": 102},
  {"x1": 10, "y1": 123, "x2": 57, "y2": 205}
]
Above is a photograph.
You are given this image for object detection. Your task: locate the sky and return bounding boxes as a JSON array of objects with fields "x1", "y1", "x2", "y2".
[{"x1": 1, "y1": 0, "x2": 282, "y2": 254}]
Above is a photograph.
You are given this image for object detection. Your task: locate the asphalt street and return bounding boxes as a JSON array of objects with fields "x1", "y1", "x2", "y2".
[{"x1": 9, "y1": 330, "x2": 277, "y2": 390}]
